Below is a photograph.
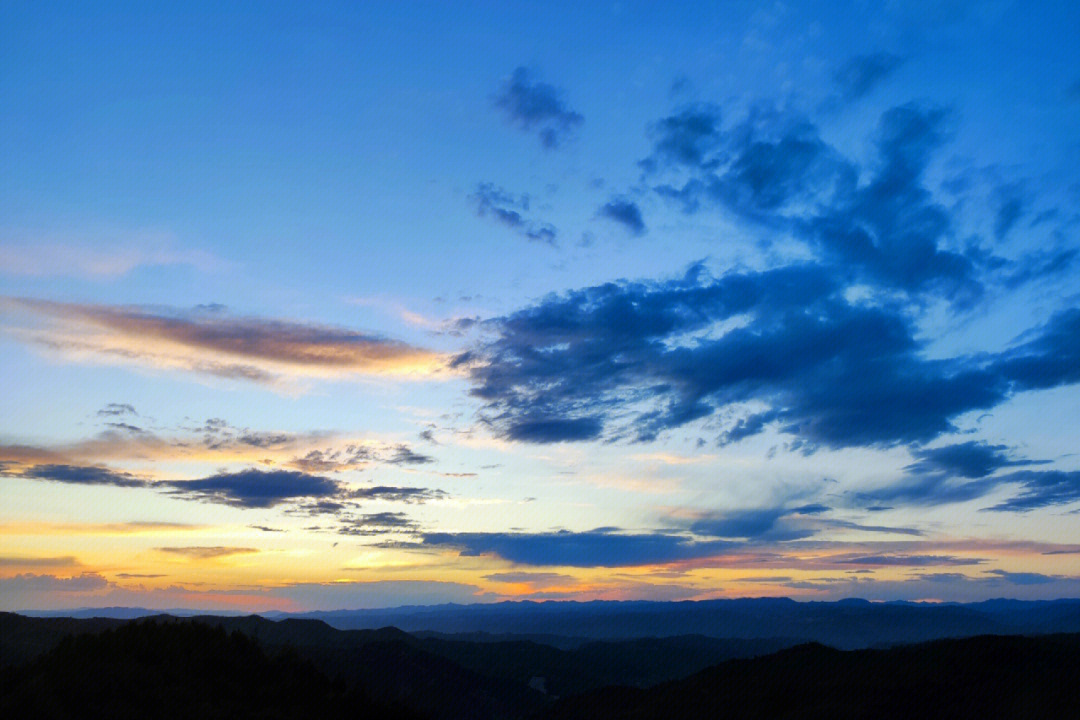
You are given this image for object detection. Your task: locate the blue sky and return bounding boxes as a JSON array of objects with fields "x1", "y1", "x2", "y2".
[{"x1": 2, "y1": 0, "x2": 1079, "y2": 611}]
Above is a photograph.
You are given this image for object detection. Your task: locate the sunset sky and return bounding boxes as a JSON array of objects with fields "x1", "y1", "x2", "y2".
[{"x1": 3, "y1": 0, "x2": 1079, "y2": 612}]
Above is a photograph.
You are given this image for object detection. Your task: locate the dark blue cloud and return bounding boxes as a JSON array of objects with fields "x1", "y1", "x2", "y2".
[
  {"x1": 993, "y1": 183, "x2": 1027, "y2": 240},
  {"x1": 992, "y1": 308, "x2": 1080, "y2": 392},
  {"x1": 386, "y1": 445, "x2": 435, "y2": 465},
  {"x1": 836, "y1": 554, "x2": 983, "y2": 566},
  {"x1": 460, "y1": 262, "x2": 1021, "y2": 448},
  {"x1": 598, "y1": 198, "x2": 646, "y2": 235},
  {"x1": 641, "y1": 103, "x2": 722, "y2": 170},
  {"x1": 350, "y1": 485, "x2": 445, "y2": 502},
  {"x1": 337, "y1": 511, "x2": 418, "y2": 536},
  {"x1": 1002, "y1": 247, "x2": 1076, "y2": 289},
  {"x1": 4, "y1": 456, "x2": 447, "y2": 513},
  {"x1": 471, "y1": 182, "x2": 557, "y2": 244},
  {"x1": 905, "y1": 441, "x2": 1039, "y2": 478},
  {"x1": 856, "y1": 452, "x2": 1080, "y2": 511},
  {"x1": 853, "y1": 473, "x2": 998, "y2": 508},
  {"x1": 504, "y1": 416, "x2": 603, "y2": 443},
  {"x1": 791, "y1": 503, "x2": 831, "y2": 515},
  {"x1": 833, "y1": 53, "x2": 905, "y2": 100},
  {"x1": 96, "y1": 403, "x2": 137, "y2": 417},
  {"x1": 988, "y1": 470, "x2": 1080, "y2": 511},
  {"x1": 421, "y1": 529, "x2": 731, "y2": 567},
  {"x1": 493, "y1": 67, "x2": 583, "y2": 149},
  {"x1": 13, "y1": 463, "x2": 146, "y2": 488},
  {"x1": 986, "y1": 569, "x2": 1058, "y2": 585},
  {"x1": 461, "y1": 223, "x2": 1080, "y2": 453},
  {"x1": 680, "y1": 505, "x2": 919, "y2": 542},
  {"x1": 688, "y1": 509, "x2": 815, "y2": 541},
  {"x1": 169, "y1": 468, "x2": 447, "y2": 510},
  {"x1": 644, "y1": 103, "x2": 992, "y2": 304},
  {"x1": 168, "y1": 469, "x2": 343, "y2": 508}
]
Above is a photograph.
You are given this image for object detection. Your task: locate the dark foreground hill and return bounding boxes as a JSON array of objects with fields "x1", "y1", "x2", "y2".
[
  {"x1": 4, "y1": 612, "x2": 1080, "y2": 719},
  {"x1": 0, "y1": 620, "x2": 419, "y2": 720},
  {"x1": 544, "y1": 633, "x2": 1080, "y2": 720},
  {"x1": 1, "y1": 613, "x2": 545, "y2": 720},
  {"x1": 0, "y1": 613, "x2": 793, "y2": 714}
]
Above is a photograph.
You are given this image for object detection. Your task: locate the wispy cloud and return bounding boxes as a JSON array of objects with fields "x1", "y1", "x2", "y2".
[
  {"x1": 471, "y1": 183, "x2": 557, "y2": 245},
  {"x1": 1, "y1": 417, "x2": 441, "y2": 476},
  {"x1": 832, "y1": 52, "x2": 905, "y2": 100},
  {"x1": 493, "y1": 67, "x2": 583, "y2": 149},
  {"x1": 597, "y1": 198, "x2": 646, "y2": 235},
  {"x1": 0, "y1": 228, "x2": 221, "y2": 278},
  {"x1": 155, "y1": 546, "x2": 259, "y2": 560},
  {"x1": 421, "y1": 528, "x2": 733, "y2": 567},
  {"x1": 1, "y1": 297, "x2": 448, "y2": 387},
  {"x1": 0, "y1": 555, "x2": 81, "y2": 569}
]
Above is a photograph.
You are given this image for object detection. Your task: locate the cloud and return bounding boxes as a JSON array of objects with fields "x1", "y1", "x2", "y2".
[
  {"x1": 421, "y1": 528, "x2": 731, "y2": 567},
  {"x1": 0, "y1": 572, "x2": 109, "y2": 595},
  {"x1": 0, "y1": 555, "x2": 81, "y2": 569},
  {"x1": 991, "y1": 308, "x2": 1080, "y2": 393},
  {"x1": 0, "y1": 521, "x2": 208, "y2": 536},
  {"x1": 493, "y1": 67, "x2": 583, "y2": 149},
  {"x1": 471, "y1": 183, "x2": 557, "y2": 244},
  {"x1": 166, "y1": 469, "x2": 344, "y2": 509},
  {"x1": 167, "y1": 468, "x2": 442, "y2": 511},
  {"x1": 459, "y1": 263, "x2": 1011, "y2": 448},
  {"x1": 0, "y1": 231, "x2": 219, "y2": 278},
  {"x1": 385, "y1": 445, "x2": 435, "y2": 465},
  {"x1": 156, "y1": 546, "x2": 259, "y2": 560},
  {"x1": 456, "y1": 99, "x2": 1080, "y2": 455},
  {"x1": 5, "y1": 455, "x2": 447, "y2": 516},
  {"x1": 459, "y1": 247, "x2": 1080, "y2": 455},
  {"x1": 985, "y1": 569, "x2": 1059, "y2": 585},
  {"x1": 856, "y1": 465, "x2": 1080, "y2": 512},
  {"x1": 482, "y1": 571, "x2": 576, "y2": 588},
  {"x1": 337, "y1": 512, "x2": 418, "y2": 536},
  {"x1": 1, "y1": 419, "x2": 436, "y2": 476},
  {"x1": 644, "y1": 104, "x2": 992, "y2": 304},
  {"x1": 833, "y1": 53, "x2": 905, "y2": 100},
  {"x1": 688, "y1": 508, "x2": 815, "y2": 541},
  {"x1": 503, "y1": 416, "x2": 604, "y2": 443},
  {"x1": 833, "y1": 554, "x2": 984, "y2": 566},
  {"x1": 8, "y1": 463, "x2": 148, "y2": 488},
  {"x1": 350, "y1": 485, "x2": 446, "y2": 502},
  {"x1": 97, "y1": 403, "x2": 137, "y2": 417},
  {"x1": 993, "y1": 182, "x2": 1027, "y2": 240},
  {"x1": 641, "y1": 103, "x2": 722, "y2": 170},
  {"x1": 987, "y1": 470, "x2": 1080, "y2": 511},
  {"x1": 598, "y1": 198, "x2": 646, "y2": 235},
  {"x1": 676, "y1": 505, "x2": 920, "y2": 543},
  {"x1": 904, "y1": 441, "x2": 1038, "y2": 478},
  {"x1": 1, "y1": 297, "x2": 446, "y2": 386}
]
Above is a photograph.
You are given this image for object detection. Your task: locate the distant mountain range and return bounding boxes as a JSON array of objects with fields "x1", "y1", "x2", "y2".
[{"x1": 22, "y1": 597, "x2": 1080, "y2": 648}]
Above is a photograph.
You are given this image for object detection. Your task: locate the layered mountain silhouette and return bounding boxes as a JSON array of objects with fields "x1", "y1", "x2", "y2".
[{"x1": 4, "y1": 599, "x2": 1080, "y2": 719}]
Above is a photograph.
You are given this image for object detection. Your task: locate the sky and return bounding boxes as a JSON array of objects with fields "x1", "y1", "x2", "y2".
[{"x1": 2, "y1": 0, "x2": 1080, "y2": 612}]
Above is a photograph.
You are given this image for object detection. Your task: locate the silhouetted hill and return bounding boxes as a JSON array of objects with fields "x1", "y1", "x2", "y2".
[
  {"x1": 0, "y1": 619, "x2": 419, "y2": 720},
  {"x1": 0, "y1": 613, "x2": 126, "y2": 665},
  {"x1": 137, "y1": 615, "x2": 545, "y2": 720},
  {"x1": 543, "y1": 633, "x2": 1080, "y2": 720},
  {"x1": 417, "y1": 634, "x2": 796, "y2": 697},
  {"x1": 6, "y1": 602, "x2": 1080, "y2": 719},
  {"x1": 2, "y1": 613, "x2": 545, "y2": 720}
]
